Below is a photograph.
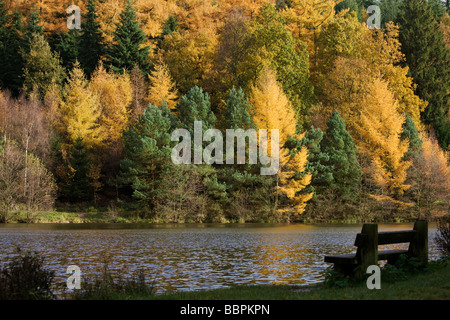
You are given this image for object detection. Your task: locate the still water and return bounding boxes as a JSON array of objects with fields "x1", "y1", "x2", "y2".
[{"x1": 0, "y1": 223, "x2": 440, "y2": 294}]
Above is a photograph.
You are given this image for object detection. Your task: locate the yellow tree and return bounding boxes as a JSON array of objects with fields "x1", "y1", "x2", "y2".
[
  {"x1": 147, "y1": 59, "x2": 178, "y2": 109},
  {"x1": 58, "y1": 63, "x2": 103, "y2": 150},
  {"x1": 355, "y1": 78, "x2": 411, "y2": 199},
  {"x1": 250, "y1": 66, "x2": 312, "y2": 215},
  {"x1": 90, "y1": 63, "x2": 132, "y2": 146}
]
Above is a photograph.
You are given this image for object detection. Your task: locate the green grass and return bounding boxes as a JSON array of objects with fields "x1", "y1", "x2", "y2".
[{"x1": 72, "y1": 259, "x2": 450, "y2": 300}]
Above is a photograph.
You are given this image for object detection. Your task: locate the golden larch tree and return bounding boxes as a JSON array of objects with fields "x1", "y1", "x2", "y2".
[
  {"x1": 90, "y1": 63, "x2": 133, "y2": 145},
  {"x1": 57, "y1": 63, "x2": 103, "y2": 150},
  {"x1": 250, "y1": 66, "x2": 312, "y2": 215},
  {"x1": 147, "y1": 59, "x2": 179, "y2": 109},
  {"x1": 355, "y1": 78, "x2": 411, "y2": 199}
]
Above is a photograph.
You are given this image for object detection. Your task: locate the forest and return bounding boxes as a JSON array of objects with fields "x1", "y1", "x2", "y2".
[{"x1": 0, "y1": 0, "x2": 449, "y2": 223}]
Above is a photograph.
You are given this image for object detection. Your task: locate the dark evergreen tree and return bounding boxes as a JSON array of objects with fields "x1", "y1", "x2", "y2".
[
  {"x1": 321, "y1": 110, "x2": 362, "y2": 200},
  {"x1": 176, "y1": 86, "x2": 217, "y2": 133},
  {"x1": 296, "y1": 127, "x2": 333, "y2": 195},
  {"x1": 107, "y1": 0, "x2": 151, "y2": 75},
  {"x1": 223, "y1": 87, "x2": 255, "y2": 130},
  {"x1": 0, "y1": 4, "x2": 23, "y2": 94},
  {"x1": 24, "y1": 10, "x2": 44, "y2": 45},
  {"x1": 156, "y1": 15, "x2": 178, "y2": 49},
  {"x1": 398, "y1": 0, "x2": 450, "y2": 149},
  {"x1": 79, "y1": 0, "x2": 104, "y2": 76},
  {"x1": 68, "y1": 138, "x2": 94, "y2": 202},
  {"x1": 52, "y1": 29, "x2": 80, "y2": 71},
  {"x1": 401, "y1": 113, "x2": 423, "y2": 159},
  {"x1": 119, "y1": 102, "x2": 178, "y2": 207}
]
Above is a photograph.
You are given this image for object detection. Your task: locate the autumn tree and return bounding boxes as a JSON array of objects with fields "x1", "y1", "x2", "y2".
[
  {"x1": 160, "y1": 29, "x2": 217, "y2": 96},
  {"x1": 147, "y1": 59, "x2": 178, "y2": 109},
  {"x1": 0, "y1": 140, "x2": 56, "y2": 223},
  {"x1": 250, "y1": 67, "x2": 312, "y2": 216},
  {"x1": 57, "y1": 63, "x2": 103, "y2": 150},
  {"x1": 355, "y1": 79, "x2": 411, "y2": 201},
  {"x1": 407, "y1": 133, "x2": 450, "y2": 218},
  {"x1": 240, "y1": 4, "x2": 312, "y2": 127},
  {"x1": 90, "y1": 63, "x2": 132, "y2": 147},
  {"x1": 280, "y1": 0, "x2": 337, "y2": 69}
]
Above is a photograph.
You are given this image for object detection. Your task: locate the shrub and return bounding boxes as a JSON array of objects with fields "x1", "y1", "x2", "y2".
[
  {"x1": 71, "y1": 263, "x2": 155, "y2": 300},
  {"x1": 0, "y1": 249, "x2": 55, "y2": 300}
]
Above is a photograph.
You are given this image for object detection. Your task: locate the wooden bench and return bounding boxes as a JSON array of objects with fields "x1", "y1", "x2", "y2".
[{"x1": 324, "y1": 220, "x2": 428, "y2": 280}]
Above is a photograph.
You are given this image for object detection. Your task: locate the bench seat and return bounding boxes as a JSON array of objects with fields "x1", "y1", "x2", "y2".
[{"x1": 324, "y1": 249, "x2": 410, "y2": 265}]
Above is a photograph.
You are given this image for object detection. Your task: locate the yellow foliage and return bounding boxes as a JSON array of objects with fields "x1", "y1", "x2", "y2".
[
  {"x1": 147, "y1": 59, "x2": 178, "y2": 109},
  {"x1": 250, "y1": 66, "x2": 296, "y2": 146},
  {"x1": 90, "y1": 63, "x2": 133, "y2": 145},
  {"x1": 278, "y1": 145, "x2": 314, "y2": 215},
  {"x1": 355, "y1": 78, "x2": 411, "y2": 197},
  {"x1": 58, "y1": 64, "x2": 103, "y2": 149},
  {"x1": 250, "y1": 66, "x2": 312, "y2": 214}
]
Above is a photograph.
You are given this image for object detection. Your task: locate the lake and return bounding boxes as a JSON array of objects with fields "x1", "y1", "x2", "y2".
[{"x1": 0, "y1": 222, "x2": 441, "y2": 295}]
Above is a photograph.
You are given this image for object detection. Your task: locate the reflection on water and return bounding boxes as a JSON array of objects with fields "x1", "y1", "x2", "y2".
[{"x1": 0, "y1": 223, "x2": 439, "y2": 295}]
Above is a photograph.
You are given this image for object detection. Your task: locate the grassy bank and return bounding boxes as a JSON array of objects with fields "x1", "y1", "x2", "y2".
[
  {"x1": 71, "y1": 258, "x2": 450, "y2": 300},
  {"x1": 3, "y1": 209, "x2": 426, "y2": 224}
]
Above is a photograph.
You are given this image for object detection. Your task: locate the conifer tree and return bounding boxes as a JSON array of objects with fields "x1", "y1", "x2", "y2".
[
  {"x1": 294, "y1": 126, "x2": 333, "y2": 195},
  {"x1": 107, "y1": 0, "x2": 151, "y2": 75},
  {"x1": 21, "y1": 33, "x2": 65, "y2": 98},
  {"x1": 147, "y1": 59, "x2": 178, "y2": 109},
  {"x1": 398, "y1": 0, "x2": 450, "y2": 149},
  {"x1": 250, "y1": 67, "x2": 312, "y2": 215},
  {"x1": 24, "y1": 10, "x2": 44, "y2": 45},
  {"x1": 57, "y1": 63, "x2": 102, "y2": 150},
  {"x1": 119, "y1": 103, "x2": 178, "y2": 207},
  {"x1": 79, "y1": 0, "x2": 105, "y2": 77},
  {"x1": 53, "y1": 29, "x2": 80, "y2": 71},
  {"x1": 401, "y1": 113, "x2": 423, "y2": 159},
  {"x1": 321, "y1": 110, "x2": 361, "y2": 199},
  {"x1": 176, "y1": 86, "x2": 217, "y2": 133},
  {"x1": 67, "y1": 137, "x2": 94, "y2": 202},
  {"x1": 223, "y1": 87, "x2": 255, "y2": 130},
  {"x1": 0, "y1": 4, "x2": 23, "y2": 94},
  {"x1": 355, "y1": 79, "x2": 411, "y2": 198}
]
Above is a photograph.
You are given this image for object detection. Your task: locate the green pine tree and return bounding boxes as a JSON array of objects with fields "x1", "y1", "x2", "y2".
[
  {"x1": 223, "y1": 87, "x2": 255, "y2": 130},
  {"x1": 398, "y1": 0, "x2": 450, "y2": 149},
  {"x1": 156, "y1": 15, "x2": 178, "y2": 49},
  {"x1": 21, "y1": 33, "x2": 66, "y2": 98},
  {"x1": 176, "y1": 86, "x2": 217, "y2": 133},
  {"x1": 119, "y1": 102, "x2": 178, "y2": 207},
  {"x1": 321, "y1": 110, "x2": 362, "y2": 200},
  {"x1": 401, "y1": 113, "x2": 423, "y2": 159},
  {"x1": 0, "y1": 3, "x2": 23, "y2": 94},
  {"x1": 107, "y1": 0, "x2": 151, "y2": 75},
  {"x1": 53, "y1": 29, "x2": 81, "y2": 71},
  {"x1": 67, "y1": 137, "x2": 94, "y2": 202},
  {"x1": 79, "y1": 0, "x2": 105, "y2": 76},
  {"x1": 295, "y1": 126, "x2": 333, "y2": 195},
  {"x1": 24, "y1": 10, "x2": 44, "y2": 45}
]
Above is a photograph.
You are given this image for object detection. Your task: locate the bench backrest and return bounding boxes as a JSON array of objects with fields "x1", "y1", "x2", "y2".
[
  {"x1": 354, "y1": 230, "x2": 417, "y2": 247},
  {"x1": 353, "y1": 220, "x2": 428, "y2": 266}
]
